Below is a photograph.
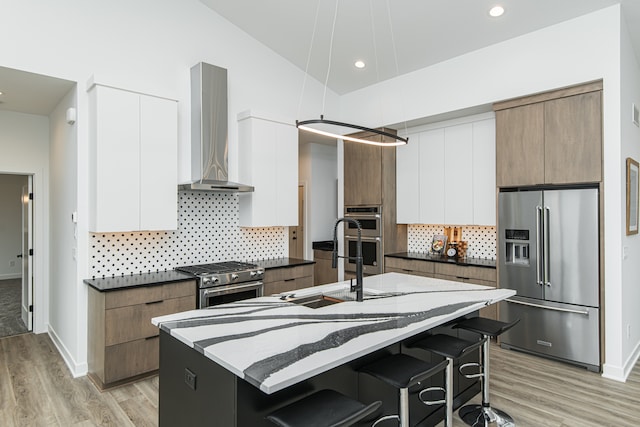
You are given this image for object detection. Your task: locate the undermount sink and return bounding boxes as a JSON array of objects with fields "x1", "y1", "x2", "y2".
[{"x1": 286, "y1": 294, "x2": 344, "y2": 309}]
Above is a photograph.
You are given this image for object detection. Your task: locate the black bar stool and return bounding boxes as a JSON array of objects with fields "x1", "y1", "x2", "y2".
[
  {"x1": 454, "y1": 317, "x2": 520, "y2": 427},
  {"x1": 265, "y1": 389, "x2": 381, "y2": 427},
  {"x1": 359, "y1": 353, "x2": 449, "y2": 427},
  {"x1": 411, "y1": 334, "x2": 487, "y2": 427}
]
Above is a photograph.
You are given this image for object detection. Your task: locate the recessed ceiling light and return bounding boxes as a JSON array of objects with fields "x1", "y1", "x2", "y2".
[
  {"x1": 489, "y1": 5, "x2": 504, "y2": 17},
  {"x1": 354, "y1": 60, "x2": 366, "y2": 69},
  {"x1": 0, "y1": 91, "x2": 3, "y2": 95}
]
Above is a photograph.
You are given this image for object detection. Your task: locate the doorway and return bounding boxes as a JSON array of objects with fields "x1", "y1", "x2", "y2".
[
  {"x1": 0, "y1": 173, "x2": 32, "y2": 337},
  {"x1": 288, "y1": 185, "x2": 305, "y2": 259}
]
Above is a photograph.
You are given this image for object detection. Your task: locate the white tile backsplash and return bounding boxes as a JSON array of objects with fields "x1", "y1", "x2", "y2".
[
  {"x1": 89, "y1": 191, "x2": 286, "y2": 278},
  {"x1": 407, "y1": 225, "x2": 496, "y2": 259}
]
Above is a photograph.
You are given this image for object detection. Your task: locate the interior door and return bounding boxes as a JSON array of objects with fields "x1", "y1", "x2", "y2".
[{"x1": 21, "y1": 179, "x2": 33, "y2": 330}]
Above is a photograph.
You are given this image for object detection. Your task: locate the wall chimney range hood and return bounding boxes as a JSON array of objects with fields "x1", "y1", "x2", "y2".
[{"x1": 179, "y1": 62, "x2": 254, "y2": 192}]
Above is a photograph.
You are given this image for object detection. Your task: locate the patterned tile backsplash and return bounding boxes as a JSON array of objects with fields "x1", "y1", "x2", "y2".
[
  {"x1": 89, "y1": 191, "x2": 286, "y2": 278},
  {"x1": 89, "y1": 191, "x2": 496, "y2": 277},
  {"x1": 407, "y1": 225, "x2": 496, "y2": 259}
]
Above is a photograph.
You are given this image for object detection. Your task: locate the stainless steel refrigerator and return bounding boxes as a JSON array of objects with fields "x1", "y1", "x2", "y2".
[{"x1": 498, "y1": 187, "x2": 600, "y2": 372}]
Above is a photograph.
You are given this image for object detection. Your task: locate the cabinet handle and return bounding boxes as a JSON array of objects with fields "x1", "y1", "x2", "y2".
[
  {"x1": 145, "y1": 300, "x2": 164, "y2": 305},
  {"x1": 284, "y1": 278, "x2": 295, "y2": 282},
  {"x1": 145, "y1": 335, "x2": 160, "y2": 340},
  {"x1": 455, "y1": 276, "x2": 470, "y2": 280}
]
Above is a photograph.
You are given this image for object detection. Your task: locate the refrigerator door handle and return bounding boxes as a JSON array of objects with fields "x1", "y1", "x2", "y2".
[
  {"x1": 544, "y1": 206, "x2": 551, "y2": 287},
  {"x1": 505, "y1": 298, "x2": 590, "y2": 315},
  {"x1": 536, "y1": 205, "x2": 543, "y2": 286}
]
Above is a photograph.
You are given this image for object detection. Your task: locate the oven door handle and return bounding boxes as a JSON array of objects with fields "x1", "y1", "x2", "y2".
[
  {"x1": 203, "y1": 281, "x2": 263, "y2": 297},
  {"x1": 345, "y1": 235, "x2": 381, "y2": 242},
  {"x1": 344, "y1": 213, "x2": 381, "y2": 219}
]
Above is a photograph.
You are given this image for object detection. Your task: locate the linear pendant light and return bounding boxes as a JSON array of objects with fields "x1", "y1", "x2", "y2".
[{"x1": 296, "y1": 0, "x2": 408, "y2": 147}]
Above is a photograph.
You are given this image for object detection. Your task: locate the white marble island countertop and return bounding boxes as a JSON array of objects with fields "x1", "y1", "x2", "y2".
[{"x1": 152, "y1": 272, "x2": 516, "y2": 394}]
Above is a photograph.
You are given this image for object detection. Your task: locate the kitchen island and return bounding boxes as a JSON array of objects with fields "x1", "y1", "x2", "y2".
[{"x1": 152, "y1": 272, "x2": 515, "y2": 426}]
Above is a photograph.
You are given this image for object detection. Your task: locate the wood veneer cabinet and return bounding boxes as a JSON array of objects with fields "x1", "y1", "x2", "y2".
[
  {"x1": 262, "y1": 264, "x2": 314, "y2": 295},
  {"x1": 343, "y1": 129, "x2": 397, "y2": 206},
  {"x1": 313, "y1": 250, "x2": 338, "y2": 286},
  {"x1": 88, "y1": 280, "x2": 195, "y2": 389},
  {"x1": 494, "y1": 80, "x2": 602, "y2": 187},
  {"x1": 385, "y1": 256, "x2": 498, "y2": 319}
]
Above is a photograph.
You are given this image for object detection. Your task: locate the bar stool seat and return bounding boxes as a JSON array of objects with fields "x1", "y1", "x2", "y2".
[
  {"x1": 411, "y1": 334, "x2": 487, "y2": 427},
  {"x1": 454, "y1": 317, "x2": 520, "y2": 427},
  {"x1": 359, "y1": 353, "x2": 448, "y2": 426},
  {"x1": 265, "y1": 389, "x2": 381, "y2": 427}
]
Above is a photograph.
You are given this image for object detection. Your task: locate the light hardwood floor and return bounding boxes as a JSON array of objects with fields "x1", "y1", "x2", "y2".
[{"x1": 1, "y1": 333, "x2": 638, "y2": 426}]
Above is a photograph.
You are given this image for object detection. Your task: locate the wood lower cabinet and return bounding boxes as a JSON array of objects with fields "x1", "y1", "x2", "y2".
[
  {"x1": 495, "y1": 80, "x2": 602, "y2": 187},
  {"x1": 88, "y1": 280, "x2": 196, "y2": 389},
  {"x1": 313, "y1": 250, "x2": 338, "y2": 286},
  {"x1": 384, "y1": 256, "x2": 435, "y2": 277},
  {"x1": 385, "y1": 256, "x2": 497, "y2": 319},
  {"x1": 262, "y1": 264, "x2": 314, "y2": 296}
]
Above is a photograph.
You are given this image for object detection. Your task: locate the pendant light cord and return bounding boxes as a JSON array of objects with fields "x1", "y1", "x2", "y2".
[
  {"x1": 322, "y1": 0, "x2": 340, "y2": 117},
  {"x1": 297, "y1": 0, "x2": 322, "y2": 120},
  {"x1": 385, "y1": 0, "x2": 408, "y2": 136}
]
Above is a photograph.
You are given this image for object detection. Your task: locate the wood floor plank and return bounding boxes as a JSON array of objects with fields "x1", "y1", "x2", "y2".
[{"x1": 2, "y1": 332, "x2": 640, "y2": 426}]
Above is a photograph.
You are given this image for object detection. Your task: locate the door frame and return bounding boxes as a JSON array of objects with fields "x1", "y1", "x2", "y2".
[{"x1": 21, "y1": 177, "x2": 34, "y2": 330}]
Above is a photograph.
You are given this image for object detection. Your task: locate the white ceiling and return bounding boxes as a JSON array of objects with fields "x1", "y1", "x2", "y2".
[
  {"x1": 201, "y1": 0, "x2": 640, "y2": 95},
  {"x1": 0, "y1": 66, "x2": 75, "y2": 115}
]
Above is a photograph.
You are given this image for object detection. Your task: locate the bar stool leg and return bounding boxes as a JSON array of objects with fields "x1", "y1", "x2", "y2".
[
  {"x1": 459, "y1": 338, "x2": 515, "y2": 427},
  {"x1": 445, "y1": 357, "x2": 453, "y2": 427},
  {"x1": 399, "y1": 387, "x2": 409, "y2": 427}
]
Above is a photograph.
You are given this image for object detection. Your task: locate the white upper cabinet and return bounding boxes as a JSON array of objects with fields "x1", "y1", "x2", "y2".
[
  {"x1": 88, "y1": 84, "x2": 178, "y2": 232},
  {"x1": 397, "y1": 114, "x2": 496, "y2": 226},
  {"x1": 472, "y1": 119, "x2": 497, "y2": 226},
  {"x1": 238, "y1": 111, "x2": 298, "y2": 227}
]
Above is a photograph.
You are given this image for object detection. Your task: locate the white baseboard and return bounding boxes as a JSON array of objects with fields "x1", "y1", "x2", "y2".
[
  {"x1": 602, "y1": 341, "x2": 640, "y2": 382},
  {"x1": 0, "y1": 273, "x2": 21, "y2": 280},
  {"x1": 47, "y1": 325, "x2": 88, "y2": 378}
]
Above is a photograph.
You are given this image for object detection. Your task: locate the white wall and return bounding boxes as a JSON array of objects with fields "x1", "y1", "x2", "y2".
[
  {"x1": 341, "y1": 6, "x2": 634, "y2": 380},
  {"x1": 0, "y1": 174, "x2": 27, "y2": 279},
  {"x1": 618, "y1": 14, "x2": 640, "y2": 379},
  {"x1": 0, "y1": 111, "x2": 50, "y2": 334},
  {"x1": 1, "y1": 0, "x2": 337, "y2": 375},
  {"x1": 49, "y1": 88, "x2": 81, "y2": 372},
  {"x1": 310, "y1": 143, "x2": 338, "y2": 243}
]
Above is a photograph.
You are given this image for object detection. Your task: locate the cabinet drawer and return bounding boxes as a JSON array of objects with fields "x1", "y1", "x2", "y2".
[
  {"x1": 104, "y1": 336, "x2": 159, "y2": 383},
  {"x1": 384, "y1": 257, "x2": 435, "y2": 274},
  {"x1": 385, "y1": 267, "x2": 434, "y2": 278},
  {"x1": 434, "y1": 264, "x2": 496, "y2": 282},
  {"x1": 105, "y1": 295, "x2": 194, "y2": 346},
  {"x1": 263, "y1": 265, "x2": 313, "y2": 283},
  {"x1": 104, "y1": 280, "x2": 195, "y2": 309},
  {"x1": 264, "y1": 276, "x2": 313, "y2": 296}
]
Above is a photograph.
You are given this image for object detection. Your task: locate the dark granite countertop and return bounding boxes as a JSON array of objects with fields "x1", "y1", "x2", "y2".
[
  {"x1": 84, "y1": 270, "x2": 196, "y2": 292},
  {"x1": 85, "y1": 258, "x2": 316, "y2": 292},
  {"x1": 252, "y1": 257, "x2": 315, "y2": 270},
  {"x1": 385, "y1": 252, "x2": 496, "y2": 269}
]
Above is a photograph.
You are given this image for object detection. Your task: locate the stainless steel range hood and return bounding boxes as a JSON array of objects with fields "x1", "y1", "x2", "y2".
[{"x1": 179, "y1": 62, "x2": 254, "y2": 192}]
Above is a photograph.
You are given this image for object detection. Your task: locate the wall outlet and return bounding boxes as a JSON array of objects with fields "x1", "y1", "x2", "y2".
[
  {"x1": 10, "y1": 260, "x2": 15, "y2": 267},
  {"x1": 184, "y1": 368, "x2": 197, "y2": 390}
]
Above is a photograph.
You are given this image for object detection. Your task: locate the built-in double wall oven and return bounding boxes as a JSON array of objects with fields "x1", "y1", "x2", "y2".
[{"x1": 344, "y1": 206, "x2": 383, "y2": 275}]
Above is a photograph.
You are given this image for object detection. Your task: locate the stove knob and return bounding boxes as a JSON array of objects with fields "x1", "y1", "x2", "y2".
[
  {"x1": 202, "y1": 277, "x2": 211, "y2": 285},
  {"x1": 212, "y1": 277, "x2": 219, "y2": 284},
  {"x1": 231, "y1": 273, "x2": 239, "y2": 280}
]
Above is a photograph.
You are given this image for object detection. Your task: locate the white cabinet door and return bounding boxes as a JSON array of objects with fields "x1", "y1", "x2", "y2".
[
  {"x1": 238, "y1": 114, "x2": 298, "y2": 227},
  {"x1": 90, "y1": 86, "x2": 141, "y2": 232},
  {"x1": 90, "y1": 85, "x2": 178, "y2": 232},
  {"x1": 396, "y1": 132, "x2": 420, "y2": 224},
  {"x1": 419, "y1": 128, "x2": 446, "y2": 224},
  {"x1": 140, "y1": 95, "x2": 178, "y2": 230},
  {"x1": 472, "y1": 118, "x2": 496, "y2": 225},
  {"x1": 444, "y1": 124, "x2": 473, "y2": 225}
]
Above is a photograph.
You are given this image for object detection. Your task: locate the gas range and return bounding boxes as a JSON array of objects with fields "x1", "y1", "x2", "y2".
[{"x1": 175, "y1": 261, "x2": 265, "y2": 288}]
